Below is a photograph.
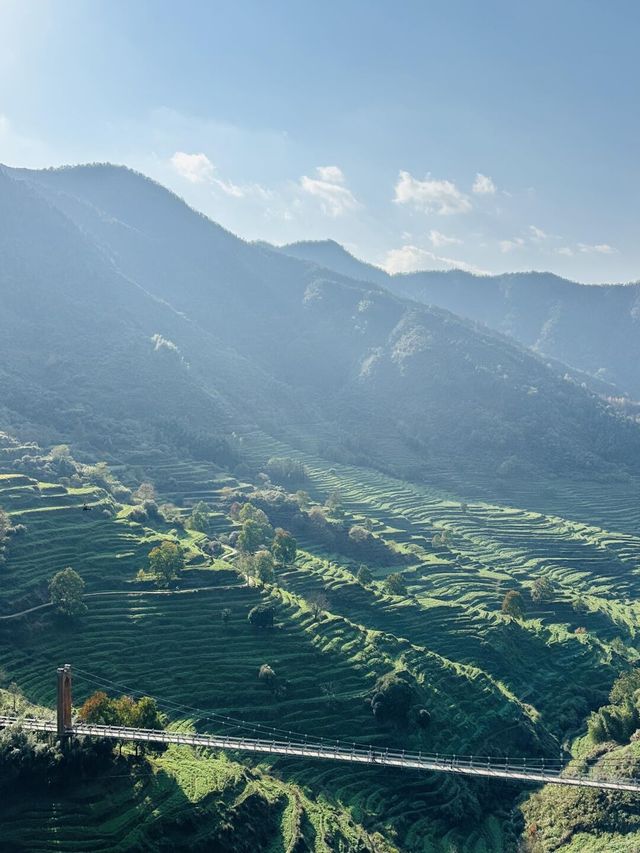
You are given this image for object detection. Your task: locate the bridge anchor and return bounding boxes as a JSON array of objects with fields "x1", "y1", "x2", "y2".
[{"x1": 56, "y1": 664, "x2": 72, "y2": 737}]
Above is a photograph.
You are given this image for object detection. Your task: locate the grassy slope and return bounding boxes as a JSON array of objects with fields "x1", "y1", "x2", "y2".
[{"x1": 2, "y1": 431, "x2": 640, "y2": 850}]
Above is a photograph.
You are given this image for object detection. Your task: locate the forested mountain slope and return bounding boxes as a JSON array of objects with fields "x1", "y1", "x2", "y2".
[
  {"x1": 281, "y1": 240, "x2": 640, "y2": 399},
  {"x1": 3, "y1": 164, "x2": 640, "y2": 493}
]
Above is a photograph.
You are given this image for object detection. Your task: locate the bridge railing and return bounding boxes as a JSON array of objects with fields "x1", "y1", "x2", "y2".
[{"x1": 2, "y1": 715, "x2": 640, "y2": 793}]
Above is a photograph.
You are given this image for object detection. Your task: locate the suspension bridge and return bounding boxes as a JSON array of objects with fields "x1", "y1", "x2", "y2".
[{"x1": 2, "y1": 664, "x2": 639, "y2": 793}]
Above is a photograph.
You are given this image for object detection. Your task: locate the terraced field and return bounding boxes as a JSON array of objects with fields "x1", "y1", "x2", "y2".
[{"x1": 2, "y1": 431, "x2": 640, "y2": 850}]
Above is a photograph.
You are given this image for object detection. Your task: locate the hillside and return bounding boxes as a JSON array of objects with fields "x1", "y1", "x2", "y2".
[
  {"x1": 280, "y1": 240, "x2": 640, "y2": 399},
  {"x1": 3, "y1": 165, "x2": 640, "y2": 498},
  {"x1": 4, "y1": 427, "x2": 640, "y2": 850},
  {"x1": 3, "y1": 164, "x2": 640, "y2": 850}
]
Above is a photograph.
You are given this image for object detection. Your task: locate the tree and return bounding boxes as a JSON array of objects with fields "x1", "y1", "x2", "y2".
[
  {"x1": 272, "y1": 528, "x2": 297, "y2": 566},
  {"x1": 253, "y1": 549, "x2": 275, "y2": 584},
  {"x1": 238, "y1": 503, "x2": 270, "y2": 525},
  {"x1": 356, "y1": 564, "x2": 373, "y2": 585},
  {"x1": 134, "y1": 482, "x2": 156, "y2": 502},
  {"x1": 307, "y1": 591, "x2": 329, "y2": 620},
  {"x1": 610, "y1": 669, "x2": 640, "y2": 705},
  {"x1": 502, "y1": 589, "x2": 525, "y2": 619},
  {"x1": 295, "y1": 490, "x2": 310, "y2": 510},
  {"x1": 384, "y1": 573, "x2": 407, "y2": 596},
  {"x1": 325, "y1": 490, "x2": 342, "y2": 513},
  {"x1": 9, "y1": 682, "x2": 19, "y2": 713},
  {"x1": 0, "y1": 508, "x2": 9, "y2": 540},
  {"x1": 248, "y1": 604, "x2": 274, "y2": 628},
  {"x1": 348, "y1": 525, "x2": 370, "y2": 543},
  {"x1": 258, "y1": 663, "x2": 277, "y2": 688},
  {"x1": 148, "y1": 541, "x2": 184, "y2": 587},
  {"x1": 370, "y1": 672, "x2": 417, "y2": 726},
  {"x1": 265, "y1": 456, "x2": 307, "y2": 485},
  {"x1": 531, "y1": 576, "x2": 554, "y2": 603},
  {"x1": 308, "y1": 505, "x2": 327, "y2": 524},
  {"x1": 189, "y1": 501, "x2": 210, "y2": 532},
  {"x1": 237, "y1": 517, "x2": 273, "y2": 554},
  {"x1": 49, "y1": 567, "x2": 86, "y2": 617},
  {"x1": 132, "y1": 696, "x2": 164, "y2": 730},
  {"x1": 78, "y1": 691, "x2": 119, "y2": 725}
]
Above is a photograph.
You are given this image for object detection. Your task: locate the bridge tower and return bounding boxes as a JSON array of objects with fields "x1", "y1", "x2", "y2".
[{"x1": 56, "y1": 664, "x2": 72, "y2": 737}]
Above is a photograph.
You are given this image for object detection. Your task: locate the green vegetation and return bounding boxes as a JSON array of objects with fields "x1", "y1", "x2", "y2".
[
  {"x1": 78, "y1": 691, "x2": 164, "y2": 731},
  {"x1": 502, "y1": 589, "x2": 525, "y2": 620},
  {"x1": 49, "y1": 567, "x2": 87, "y2": 618},
  {"x1": 4, "y1": 436, "x2": 640, "y2": 849},
  {"x1": 384, "y1": 572, "x2": 408, "y2": 596},
  {"x1": 2, "y1": 162, "x2": 640, "y2": 849},
  {"x1": 272, "y1": 527, "x2": 297, "y2": 566},
  {"x1": 148, "y1": 541, "x2": 185, "y2": 587}
]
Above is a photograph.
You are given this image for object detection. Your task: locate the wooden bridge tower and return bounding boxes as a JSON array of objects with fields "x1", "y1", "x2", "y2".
[{"x1": 56, "y1": 664, "x2": 72, "y2": 737}]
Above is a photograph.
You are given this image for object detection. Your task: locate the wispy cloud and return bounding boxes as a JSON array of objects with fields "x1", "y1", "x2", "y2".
[
  {"x1": 299, "y1": 165, "x2": 360, "y2": 216},
  {"x1": 428, "y1": 229, "x2": 462, "y2": 248},
  {"x1": 529, "y1": 224, "x2": 549, "y2": 241},
  {"x1": 472, "y1": 173, "x2": 496, "y2": 195},
  {"x1": 170, "y1": 150, "x2": 271, "y2": 199},
  {"x1": 556, "y1": 247, "x2": 574, "y2": 257},
  {"x1": 578, "y1": 242, "x2": 617, "y2": 254},
  {"x1": 393, "y1": 171, "x2": 472, "y2": 215},
  {"x1": 170, "y1": 151, "x2": 215, "y2": 184},
  {"x1": 499, "y1": 238, "x2": 525, "y2": 253},
  {"x1": 383, "y1": 244, "x2": 488, "y2": 275}
]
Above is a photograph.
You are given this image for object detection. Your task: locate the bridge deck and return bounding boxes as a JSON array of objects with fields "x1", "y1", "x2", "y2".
[{"x1": 2, "y1": 715, "x2": 639, "y2": 792}]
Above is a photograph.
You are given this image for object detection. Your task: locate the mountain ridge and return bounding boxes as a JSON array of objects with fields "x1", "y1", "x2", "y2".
[
  {"x1": 279, "y1": 238, "x2": 640, "y2": 398},
  {"x1": 2, "y1": 163, "x2": 640, "y2": 495}
]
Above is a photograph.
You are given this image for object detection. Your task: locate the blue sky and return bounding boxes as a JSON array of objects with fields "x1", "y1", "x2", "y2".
[{"x1": 1, "y1": 0, "x2": 638, "y2": 282}]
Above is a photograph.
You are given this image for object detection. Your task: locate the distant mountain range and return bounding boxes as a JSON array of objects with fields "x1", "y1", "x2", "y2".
[
  {"x1": 280, "y1": 239, "x2": 640, "y2": 399},
  {"x1": 2, "y1": 163, "x2": 640, "y2": 493}
]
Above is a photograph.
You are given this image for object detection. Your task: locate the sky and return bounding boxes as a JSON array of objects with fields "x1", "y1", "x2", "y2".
[{"x1": 1, "y1": 0, "x2": 638, "y2": 283}]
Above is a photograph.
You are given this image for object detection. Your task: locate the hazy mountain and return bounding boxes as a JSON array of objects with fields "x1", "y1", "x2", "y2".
[
  {"x1": 2, "y1": 164, "x2": 640, "y2": 492},
  {"x1": 280, "y1": 240, "x2": 640, "y2": 398}
]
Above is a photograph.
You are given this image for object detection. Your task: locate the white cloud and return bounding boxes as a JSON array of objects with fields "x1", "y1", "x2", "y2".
[
  {"x1": 393, "y1": 170, "x2": 472, "y2": 215},
  {"x1": 315, "y1": 165, "x2": 346, "y2": 184},
  {"x1": 556, "y1": 247, "x2": 574, "y2": 257},
  {"x1": 472, "y1": 173, "x2": 496, "y2": 195},
  {"x1": 170, "y1": 150, "x2": 271, "y2": 199},
  {"x1": 299, "y1": 165, "x2": 360, "y2": 216},
  {"x1": 428, "y1": 229, "x2": 462, "y2": 248},
  {"x1": 529, "y1": 224, "x2": 549, "y2": 241},
  {"x1": 170, "y1": 151, "x2": 216, "y2": 184},
  {"x1": 499, "y1": 238, "x2": 525, "y2": 253},
  {"x1": 383, "y1": 244, "x2": 488, "y2": 275},
  {"x1": 578, "y1": 242, "x2": 617, "y2": 254}
]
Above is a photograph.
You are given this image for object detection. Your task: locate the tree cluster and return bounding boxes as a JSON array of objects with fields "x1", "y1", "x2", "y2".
[
  {"x1": 248, "y1": 604, "x2": 275, "y2": 628},
  {"x1": 369, "y1": 671, "x2": 430, "y2": 729},
  {"x1": 233, "y1": 503, "x2": 297, "y2": 582},
  {"x1": 78, "y1": 691, "x2": 165, "y2": 730},
  {"x1": 265, "y1": 457, "x2": 308, "y2": 486},
  {"x1": 588, "y1": 669, "x2": 640, "y2": 744},
  {"x1": 0, "y1": 725, "x2": 113, "y2": 792}
]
